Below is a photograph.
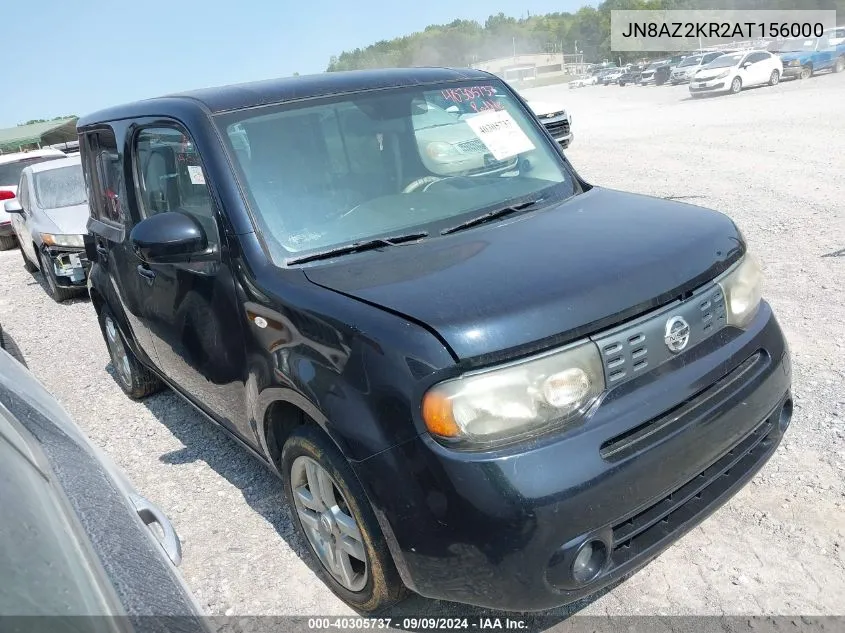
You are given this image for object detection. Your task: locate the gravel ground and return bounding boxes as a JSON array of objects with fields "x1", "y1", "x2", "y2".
[{"x1": 0, "y1": 73, "x2": 843, "y2": 620}]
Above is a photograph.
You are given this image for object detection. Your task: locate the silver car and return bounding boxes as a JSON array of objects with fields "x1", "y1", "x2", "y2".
[
  {"x1": 670, "y1": 52, "x2": 731, "y2": 84},
  {"x1": 4, "y1": 155, "x2": 91, "y2": 302}
]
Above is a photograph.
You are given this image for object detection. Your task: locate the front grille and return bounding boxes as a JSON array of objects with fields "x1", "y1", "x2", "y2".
[
  {"x1": 600, "y1": 352, "x2": 764, "y2": 462},
  {"x1": 610, "y1": 417, "x2": 775, "y2": 567},
  {"x1": 592, "y1": 283, "x2": 727, "y2": 389},
  {"x1": 543, "y1": 119, "x2": 570, "y2": 138},
  {"x1": 457, "y1": 139, "x2": 486, "y2": 153}
]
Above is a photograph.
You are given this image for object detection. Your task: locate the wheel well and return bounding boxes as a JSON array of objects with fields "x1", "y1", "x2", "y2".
[{"x1": 264, "y1": 401, "x2": 311, "y2": 467}]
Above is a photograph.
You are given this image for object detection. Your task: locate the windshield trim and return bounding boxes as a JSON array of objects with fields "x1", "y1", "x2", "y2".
[{"x1": 212, "y1": 79, "x2": 582, "y2": 268}]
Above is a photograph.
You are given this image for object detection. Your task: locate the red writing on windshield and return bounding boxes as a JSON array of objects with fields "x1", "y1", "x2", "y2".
[
  {"x1": 469, "y1": 99, "x2": 505, "y2": 113},
  {"x1": 441, "y1": 85, "x2": 497, "y2": 102}
]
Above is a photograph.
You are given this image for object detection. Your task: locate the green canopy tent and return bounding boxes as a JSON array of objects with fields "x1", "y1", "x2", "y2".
[{"x1": 0, "y1": 118, "x2": 78, "y2": 154}]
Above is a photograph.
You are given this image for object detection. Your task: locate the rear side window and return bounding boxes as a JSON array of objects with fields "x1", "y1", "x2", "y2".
[
  {"x1": 133, "y1": 127, "x2": 219, "y2": 248},
  {"x1": 83, "y1": 129, "x2": 126, "y2": 225}
]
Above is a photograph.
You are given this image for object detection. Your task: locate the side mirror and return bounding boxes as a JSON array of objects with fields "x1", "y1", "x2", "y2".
[
  {"x1": 742, "y1": 62, "x2": 752, "y2": 69},
  {"x1": 129, "y1": 211, "x2": 208, "y2": 263},
  {"x1": 4, "y1": 199, "x2": 23, "y2": 214}
]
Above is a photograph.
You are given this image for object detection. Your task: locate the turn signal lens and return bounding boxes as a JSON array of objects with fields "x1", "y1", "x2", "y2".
[{"x1": 421, "y1": 391, "x2": 460, "y2": 438}]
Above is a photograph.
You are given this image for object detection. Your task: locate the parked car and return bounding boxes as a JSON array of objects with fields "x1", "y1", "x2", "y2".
[
  {"x1": 4, "y1": 155, "x2": 92, "y2": 302},
  {"x1": 601, "y1": 68, "x2": 625, "y2": 85},
  {"x1": 639, "y1": 60, "x2": 668, "y2": 85},
  {"x1": 777, "y1": 29, "x2": 845, "y2": 79},
  {"x1": 527, "y1": 101, "x2": 574, "y2": 148},
  {"x1": 670, "y1": 52, "x2": 730, "y2": 84},
  {"x1": 568, "y1": 74, "x2": 597, "y2": 88},
  {"x1": 0, "y1": 325, "x2": 207, "y2": 628},
  {"x1": 78, "y1": 67, "x2": 792, "y2": 613},
  {"x1": 0, "y1": 149, "x2": 66, "y2": 250},
  {"x1": 617, "y1": 66, "x2": 644, "y2": 86},
  {"x1": 690, "y1": 50, "x2": 783, "y2": 96}
]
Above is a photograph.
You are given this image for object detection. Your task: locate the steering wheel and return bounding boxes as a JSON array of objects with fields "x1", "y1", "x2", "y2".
[{"x1": 402, "y1": 176, "x2": 443, "y2": 194}]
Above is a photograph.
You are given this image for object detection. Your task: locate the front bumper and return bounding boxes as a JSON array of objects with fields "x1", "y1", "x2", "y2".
[
  {"x1": 690, "y1": 81, "x2": 727, "y2": 93},
  {"x1": 782, "y1": 66, "x2": 803, "y2": 77},
  {"x1": 44, "y1": 247, "x2": 92, "y2": 287},
  {"x1": 355, "y1": 302, "x2": 791, "y2": 611}
]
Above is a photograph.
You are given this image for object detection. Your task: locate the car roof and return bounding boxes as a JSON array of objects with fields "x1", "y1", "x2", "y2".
[
  {"x1": 78, "y1": 67, "x2": 492, "y2": 127},
  {"x1": 0, "y1": 149, "x2": 66, "y2": 165},
  {"x1": 26, "y1": 155, "x2": 81, "y2": 174}
]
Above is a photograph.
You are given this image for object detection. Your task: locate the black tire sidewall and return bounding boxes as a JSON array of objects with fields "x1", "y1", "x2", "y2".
[
  {"x1": 281, "y1": 426, "x2": 404, "y2": 612},
  {"x1": 97, "y1": 305, "x2": 161, "y2": 399}
]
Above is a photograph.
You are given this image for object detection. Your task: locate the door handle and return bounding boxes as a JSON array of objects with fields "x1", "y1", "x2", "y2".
[
  {"x1": 136, "y1": 265, "x2": 156, "y2": 285},
  {"x1": 129, "y1": 493, "x2": 183, "y2": 566}
]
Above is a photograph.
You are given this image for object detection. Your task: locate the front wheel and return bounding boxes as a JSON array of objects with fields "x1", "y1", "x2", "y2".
[
  {"x1": 97, "y1": 306, "x2": 162, "y2": 399},
  {"x1": 282, "y1": 425, "x2": 406, "y2": 612},
  {"x1": 800, "y1": 65, "x2": 812, "y2": 80},
  {"x1": 730, "y1": 77, "x2": 743, "y2": 94},
  {"x1": 769, "y1": 70, "x2": 780, "y2": 86}
]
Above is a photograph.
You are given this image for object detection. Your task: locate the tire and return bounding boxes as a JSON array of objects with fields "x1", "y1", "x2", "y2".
[
  {"x1": 21, "y1": 247, "x2": 37, "y2": 272},
  {"x1": 0, "y1": 325, "x2": 27, "y2": 368},
  {"x1": 0, "y1": 234, "x2": 17, "y2": 250},
  {"x1": 37, "y1": 249, "x2": 78, "y2": 303},
  {"x1": 835, "y1": 56, "x2": 844, "y2": 74},
  {"x1": 730, "y1": 76, "x2": 742, "y2": 94},
  {"x1": 800, "y1": 65, "x2": 812, "y2": 80},
  {"x1": 97, "y1": 306, "x2": 162, "y2": 399},
  {"x1": 769, "y1": 70, "x2": 780, "y2": 86},
  {"x1": 282, "y1": 425, "x2": 406, "y2": 613}
]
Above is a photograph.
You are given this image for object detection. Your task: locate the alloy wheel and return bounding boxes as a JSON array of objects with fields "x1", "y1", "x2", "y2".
[
  {"x1": 104, "y1": 316, "x2": 132, "y2": 388},
  {"x1": 291, "y1": 455, "x2": 368, "y2": 592},
  {"x1": 731, "y1": 77, "x2": 742, "y2": 94},
  {"x1": 770, "y1": 71, "x2": 779, "y2": 86}
]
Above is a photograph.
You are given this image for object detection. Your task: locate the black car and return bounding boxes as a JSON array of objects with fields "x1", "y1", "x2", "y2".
[
  {"x1": 0, "y1": 326, "x2": 207, "y2": 631},
  {"x1": 78, "y1": 67, "x2": 792, "y2": 613},
  {"x1": 617, "y1": 66, "x2": 644, "y2": 86}
]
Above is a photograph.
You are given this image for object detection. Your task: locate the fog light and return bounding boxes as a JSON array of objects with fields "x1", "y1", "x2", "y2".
[{"x1": 571, "y1": 539, "x2": 607, "y2": 584}]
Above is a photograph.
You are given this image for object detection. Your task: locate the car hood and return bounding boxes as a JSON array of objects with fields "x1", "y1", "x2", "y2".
[
  {"x1": 528, "y1": 101, "x2": 566, "y2": 117},
  {"x1": 40, "y1": 203, "x2": 90, "y2": 236},
  {"x1": 695, "y1": 68, "x2": 732, "y2": 80},
  {"x1": 303, "y1": 187, "x2": 743, "y2": 360}
]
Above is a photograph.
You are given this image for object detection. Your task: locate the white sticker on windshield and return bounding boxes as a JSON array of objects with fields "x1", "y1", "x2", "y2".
[
  {"x1": 464, "y1": 110, "x2": 535, "y2": 161},
  {"x1": 187, "y1": 165, "x2": 206, "y2": 185}
]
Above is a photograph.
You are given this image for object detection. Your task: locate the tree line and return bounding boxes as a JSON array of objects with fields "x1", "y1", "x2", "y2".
[{"x1": 326, "y1": 0, "x2": 844, "y2": 71}]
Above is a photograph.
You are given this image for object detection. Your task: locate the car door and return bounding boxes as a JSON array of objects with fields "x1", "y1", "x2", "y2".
[
  {"x1": 743, "y1": 52, "x2": 769, "y2": 86},
  {"x1": 814, "y1": 33, "x2": 835, "y2": 70},
  {"x1": 129, "y1": 124, "x2": 249, "y2": 440},
  {"x1": 12, "y1": 172, "x2": 38, "y2": 264}
]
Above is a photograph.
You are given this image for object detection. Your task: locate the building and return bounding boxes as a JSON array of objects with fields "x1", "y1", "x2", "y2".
[
  {"x1": 471, "y1": 53, "x2": 587, "y2": 83},
  {"x1": 0, "y1": 118, "x2": 78, "y2": 154}
]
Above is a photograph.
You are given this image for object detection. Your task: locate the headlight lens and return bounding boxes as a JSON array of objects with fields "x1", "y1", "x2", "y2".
[
  {"x1": 788, "y1": 60, "x2": 801, "y2": 66},
  {"x1": 717, "y1": 253, "x2": 763, "y2": 328},
  {"x1": 422, "y1": 341, "x2": 605, "y2": 448},
  {"x1": 41, "y1": 233, "x2": 85, "y2": 248},
  {"x1": 426, "y1": 141, "x2": 462, "y2": 160},
  {"x1": 715, "y1": 70, "x2": 730, "y2": 79}
]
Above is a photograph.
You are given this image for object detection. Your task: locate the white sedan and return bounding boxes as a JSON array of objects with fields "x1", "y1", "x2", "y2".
[
  {"x1": 527, "y1": 101, "x2": 574, "y2": 148},
  {"x1": 689, "y1": 50, "x2": 783, "y2": 96}
]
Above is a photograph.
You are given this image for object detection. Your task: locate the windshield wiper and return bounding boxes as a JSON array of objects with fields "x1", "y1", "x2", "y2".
[
  {"x1": 440, "y1": 199, "x2": 544, "y2": 236},
  {"x1": 285, "y1": 231, "x2": 428, "y2": 265}
]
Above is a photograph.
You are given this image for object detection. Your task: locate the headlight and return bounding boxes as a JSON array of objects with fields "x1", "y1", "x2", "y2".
[
  {"x1": 421, "y1": 341, "x2": 605, "y2": 448},
  {"x1": 426, "y1": 142, "x2": 462, "y2": 160},
  {"x1": 41, "y1": 233, "x2": 85, "y2": 248},
  {"x1": 714, "y1": 70, "x2": 730, "y2": 79},
  {"x1": 788, "y1": 60, "x2": 801, "y2": 67},
  {"x1": 717, "y1": 253, "x2": 763, "y2": 328}
]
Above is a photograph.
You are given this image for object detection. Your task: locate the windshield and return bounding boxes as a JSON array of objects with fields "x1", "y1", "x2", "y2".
[
  {"x1": 679, "y1": 56, "x2": 702, "y2": 67},
  {"x1": 0, "y1": 156, "x2": 64, "y2": 187},
  {"x1": 646, "y1": 62, "x2": 664, "y2": 70},
  {"x1": 780, "y1": 37, "x2": 818, "y2": 52},
  {"x1": 216, "y1": 80, "x2": 576, "y2": 262},
  {"x1": 34, "y1": 165, "x2": 87, "y2": 208},
  {"x1": 706, "y1": 53, "x2": 743, "y2": 68}
]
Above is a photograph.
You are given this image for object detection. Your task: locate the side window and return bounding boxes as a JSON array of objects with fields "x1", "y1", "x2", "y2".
[
  {"x1": 748, "y1": 52, "x2": 767, "y2": 64},
  {"x1": 133, "y1": 127, "x2": 219, "y2": 247},
  {"x1": 83, "y1": 129, "x2": 126, "y2": 225}
]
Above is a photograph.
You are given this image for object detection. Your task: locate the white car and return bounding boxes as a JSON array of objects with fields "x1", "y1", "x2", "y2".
[
  {"x1": 568, "y1": 75, "x2": 597, "y2": 89},
  {"x1": 0, "y1": 149, "x2": 66, "y2": 250},
  {"x1": 527, "y1": 101, "x2": 574, "y2": 148},
  {"x1": 689, "y1": 50, "x2": 783, "y2": 96},
  {"x1": 4, "y1": 155, "x2": 91, "y2": 302}
]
